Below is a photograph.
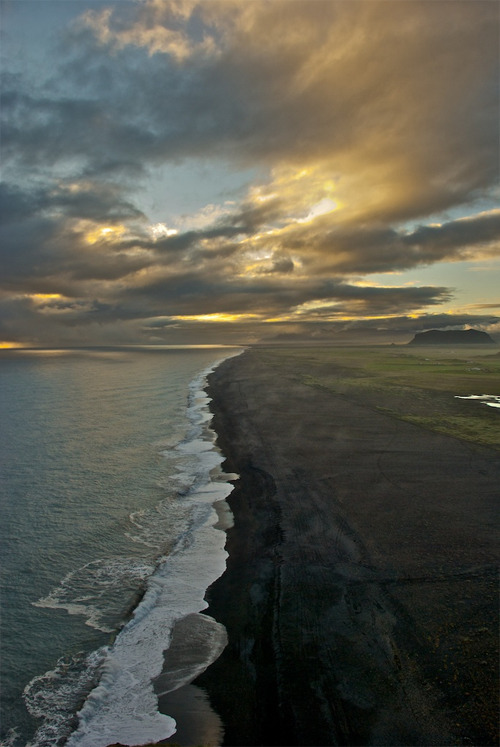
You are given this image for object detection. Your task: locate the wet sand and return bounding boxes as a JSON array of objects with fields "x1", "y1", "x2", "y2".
[{"x1": 167, "y1": 348, "x2": 499, "y2": 746}]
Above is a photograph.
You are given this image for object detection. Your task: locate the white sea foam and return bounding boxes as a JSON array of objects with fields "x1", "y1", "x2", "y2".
[
  {"x1": 24, "y1": 648, "x2": 107, "y2": 747},
  {"x1": 0, "y1": 728, "x2": 21, "y2": 747},
  {"x1": 33, "y1": 558, "x2": 155, "y2": 633},
  {"x1": 66, "y1": 515, "x2": 228, "y2": 746},
  {"x1": 125, "y1": 499, "x2": 192, "y2": 550},
  {"x1": 63, "y1": 353, "x2": 241, "y2": 747}
]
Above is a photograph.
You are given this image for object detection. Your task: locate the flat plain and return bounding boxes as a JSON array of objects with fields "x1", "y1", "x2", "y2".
[
  {"x1": 189, "y1": 345, "x2": 499, "y2": 746},
  {"x1": 257, "y1": 345, "x2": 500, "y2": 450}
]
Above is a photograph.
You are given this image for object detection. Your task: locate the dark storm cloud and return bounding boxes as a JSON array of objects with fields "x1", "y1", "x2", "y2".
[
  {"x1": 261, "y1": 256, "x2": 295, "y2": 275},
  {"x1": 127, "y1": 201, "x2": 500, "y2": 280},
  {"x1": 0, "y1": 181, "x2": 144, "y2": 224},
  {"x1": 74, "y1": 0, "x2": 497, "y2": 184},
  {"x1": 3, "y1": 0, "x2": 497, "y2": 211},
  {"x1": 257, "y1": 312, "x2": 500, "y2": 345},
  {"x1": 144, "y1": 222, "x2": 251, "y2": 253},
  {"x1": 0, "y1": 180, "x2": 150, "y2": 294},
  {"x1": 124, "y1": 271, "x2": 451, "y2": 319},
  {"x1": 0, "y1": 83, "x2": 157, "y2": 175},
  {"x1": 271, "y1": 211, "x2": 500, "y2": 276},
  {"x1": 2, "y1": 0, "x2": 497, "y2": 222},
  {"x1": 1, "y1": 0, "x2": 498, "y2": 346},
  {"x1": 403, "y1": 213, "x2": 500, "y2": 259}
]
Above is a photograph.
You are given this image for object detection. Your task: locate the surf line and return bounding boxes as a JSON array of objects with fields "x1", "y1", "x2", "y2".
[{"x1": 66, "y1": 353, "x2": 241, "y2": 747}]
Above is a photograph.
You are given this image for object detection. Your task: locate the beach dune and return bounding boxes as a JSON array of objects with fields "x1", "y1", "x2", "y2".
[{"x1": 191, "y1": 348, "x2": 499, "y2": 746}]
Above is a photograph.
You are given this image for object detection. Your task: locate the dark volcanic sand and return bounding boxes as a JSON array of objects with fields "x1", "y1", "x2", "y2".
[{"x1": 175, "y1": 349, "x2": 499, "y2": 746}]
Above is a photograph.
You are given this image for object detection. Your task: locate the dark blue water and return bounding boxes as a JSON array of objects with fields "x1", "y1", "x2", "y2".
[{"x1": 0, "y1": 346, "x2": 240, "y2": 746}]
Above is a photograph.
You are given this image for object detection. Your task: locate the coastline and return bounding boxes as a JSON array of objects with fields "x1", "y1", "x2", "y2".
[
  {"x1": 64, "y1": 352, "x2": 239, "y2": 747},
  {"x1": 190, "y1": 347, "x2": 498, "y2": 746}
]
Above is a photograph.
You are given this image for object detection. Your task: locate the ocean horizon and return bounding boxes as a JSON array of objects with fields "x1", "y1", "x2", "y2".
[{"x1": 0, "y1": 345, "x2": 242, "y2": 746}]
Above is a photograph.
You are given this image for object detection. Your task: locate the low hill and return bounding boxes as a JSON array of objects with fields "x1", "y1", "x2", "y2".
[{"x1": 408, "y1": 329, "x2": 495, "y2": 346}]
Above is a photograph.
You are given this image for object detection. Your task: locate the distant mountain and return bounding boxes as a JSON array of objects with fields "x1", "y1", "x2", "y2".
[{"x1": 408, "y1": 329, "x2": 496, "y2": 346}]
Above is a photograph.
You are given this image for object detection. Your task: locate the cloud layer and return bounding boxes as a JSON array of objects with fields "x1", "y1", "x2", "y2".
[{"x1": 1, "y1": 0, "x2": 498, "y2": 345}]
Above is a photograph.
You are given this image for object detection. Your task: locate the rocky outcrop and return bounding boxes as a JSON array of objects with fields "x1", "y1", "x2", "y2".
[{"x1": 408, "y1": 329, "x2": 495, "y2": 345}]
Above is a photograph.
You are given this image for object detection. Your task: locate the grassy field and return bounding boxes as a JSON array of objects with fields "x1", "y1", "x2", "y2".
[{"x1": 251, "y1": 345, "x2": 500, "y2": 450}]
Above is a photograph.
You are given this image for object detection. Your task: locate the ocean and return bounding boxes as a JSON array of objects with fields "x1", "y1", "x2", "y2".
[{"x1": 0, "y1": 346, "x2": 241, "y2": 747}]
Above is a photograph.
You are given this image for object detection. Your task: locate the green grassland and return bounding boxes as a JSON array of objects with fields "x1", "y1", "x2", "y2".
[{"x1": 252, "y1": 345, "x2": 500, "y2": 450}]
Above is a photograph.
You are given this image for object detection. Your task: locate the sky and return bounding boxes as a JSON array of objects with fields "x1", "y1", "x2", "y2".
[{"x1": 1, "y1": 0, "x2": 499, "y2": 347}]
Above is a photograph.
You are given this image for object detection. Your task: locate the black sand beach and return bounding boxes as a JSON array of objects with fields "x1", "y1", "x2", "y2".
[{"x1": 164, "y1": 347, "x2": 499, "y2": 747}]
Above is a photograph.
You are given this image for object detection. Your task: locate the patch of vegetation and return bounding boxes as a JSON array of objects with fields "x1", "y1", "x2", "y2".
[
  {"x1": 379, "y1": 411, "x2": 500, "y2": 449},
  {"x1": 252, "y1": 346, "x2": 500, "y2": 450}
]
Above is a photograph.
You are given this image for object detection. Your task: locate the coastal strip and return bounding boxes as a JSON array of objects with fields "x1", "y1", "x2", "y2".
[
  {"x1": 65, "y1": 353, "x2": 240, "y2": 747},
  {"x1": 192, "y1": 347, "x2": 499, "y2": 746}
]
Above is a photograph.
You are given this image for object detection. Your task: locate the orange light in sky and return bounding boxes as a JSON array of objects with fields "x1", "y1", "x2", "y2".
[
  {"x1": 171, "y1": 313, "x2": 262, "y2": 323},
  {"x1": 29, "y1": 293, "x2": 63, "y2": 301},
  {"x1": 85, "y1": 225, "x2": 126, "y2": 244}
]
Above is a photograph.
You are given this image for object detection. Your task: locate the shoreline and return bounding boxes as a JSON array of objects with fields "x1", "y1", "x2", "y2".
[
  {"x1": 190, "y1": 348, "x2": 498, "y2": 746},
  {"x1": 65, "y1": 353, "x2": 237, "y2": 747}
]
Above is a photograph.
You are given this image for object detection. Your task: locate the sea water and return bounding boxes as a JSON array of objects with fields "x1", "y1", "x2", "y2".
[{"x1": 0, "y1": 346, "x2": 241, "y2": 747}]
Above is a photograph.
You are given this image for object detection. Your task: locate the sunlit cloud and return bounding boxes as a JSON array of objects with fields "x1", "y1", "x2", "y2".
[
  {"x1": 0, "y1": 0, "x2": 498, "y2": 345},
  {"x1": 79, "y1": 1, "x2": 221, "y2": 61},
  {"x1": 84, "y1": 224, "x2": 127, "y2": 245},
  {"x1": 148, "y1": 223, "x2": 179, "y2": 239},
  {"x1": 29, "y1": 294, "x2": 64, "y2": 303},
  {"x1": 172, "y1": 312, "x2": 262, "y2": 323},
  {"x1": 298, "y1": 198, "x2": 339, "y2": 224}
]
